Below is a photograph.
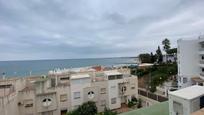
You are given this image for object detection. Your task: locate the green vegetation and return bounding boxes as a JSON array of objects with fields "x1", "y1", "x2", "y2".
[
  {"x1": 139, "y1": 52, "x2": 156, "y2": 63},
  {"x1": 162, "y1": 38, "x2": 171, "y2": 53},
  {"x1": 102, "y1": 107, "x2": 117, "y2": 115},
  {"x1": 156, "y1": 46, "x2": 163, "y2": 63},
  {"x1": 139, "y1": 53, "x2": 151, "y2": 63},
  {"x1": 166, "y1": 48, "x2": 177, "y2": 55},
  {"x1": 67, "y1": 101, "x2": 118, "y2": 115},
  {"x1": 138, "y1": 38, "x2": 177, "y2": 64},
  {"x1": 67, "y1": 101, "x2": 97, "y2": 115},
  {"x1": 136, "y1": 63, "x2": 177, "y2": 93}
]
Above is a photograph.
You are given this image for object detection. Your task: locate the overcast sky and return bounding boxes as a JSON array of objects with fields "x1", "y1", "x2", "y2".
[{"x1": 0, "y1": 0, "x2": 204, "y2": 61}]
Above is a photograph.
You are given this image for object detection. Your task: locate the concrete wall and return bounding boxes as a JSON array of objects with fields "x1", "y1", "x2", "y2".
[
  {"x1": 177, "y1": 39, "x2": 200, "y2": 87},
  {"x1": 0, "y1": 93, "x2": 19, "y2": 115},
  {"x1": 70, "y1": 77, "x2": 91, "y2": 110},
  {"x1": 92, "y1": 81, "x2": 108, "y2": 112},
  {"x1": 169, "y1": 94, "x2": 191, "y2": 115},
  {"x1": 107, "y1": 79, "x2": 123, "y2": 110}
]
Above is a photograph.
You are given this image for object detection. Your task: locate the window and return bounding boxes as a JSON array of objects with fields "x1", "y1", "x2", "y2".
[
  {"x1": 60, "y1": 94, "x2": 67, "y2": 102},
  {"x1": 108, "y1": 75, "x2": 115, "y2": 80},
  {"x1": 183, "y1": 77, "x2": 187, "y2": 83},
  {"x1": 101, "y1": 100, "x2": 106, "y2": 106},
  {"x1": 131, "y1": 86, "x2": 135, "y2": 89},
  {"x1": 60, "y1": 77, "x2": 69, "y2": 80},
  {"x1": 111, "y1": 98, "x2": 117, "y2": 104},
  {"x1": 100, "y1": 88, "x2": 106, "y2": 94},
  {"x1": 61, "y1": 109, "x2": 67, "y2": 115},
  {"x1": 74, "y1": 92, "x2": 80, "y2": 99},
  {"x1": 116, "y1": 75, "x2": 123, "y2": 79},
  {"x1": 202, "y1": 68, "x2": 204, "y2": 72},
  {"x1": 121, "y1": 86, "x2": 126, "y2": 93}
]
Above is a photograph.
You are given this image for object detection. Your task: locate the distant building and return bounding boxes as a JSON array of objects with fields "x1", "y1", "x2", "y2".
[
  {"x1": 177, "y1": 36, "x2": 204, "y2": 88},
  {"x1": 163, "y1": 54, "x2": 177, "y2": 63},
  {"x1": 0, "y1": 67, "x2": 138, "y2": 115}
]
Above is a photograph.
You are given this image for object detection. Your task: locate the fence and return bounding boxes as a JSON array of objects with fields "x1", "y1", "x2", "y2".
[{"x1": 138, "y1": 89, "x2": 168, "y2": 102}]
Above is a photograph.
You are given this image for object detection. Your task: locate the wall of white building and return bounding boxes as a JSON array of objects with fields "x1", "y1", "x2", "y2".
[
  {"x1": 70, "y1": 77, "x2": 91, "y2": 110},
  {"x1": 107, "y1": 79, "x2": 123, "y2": 110},
  {"x1": 177, "y1": 39, "x2": 200, "y2": 87}
]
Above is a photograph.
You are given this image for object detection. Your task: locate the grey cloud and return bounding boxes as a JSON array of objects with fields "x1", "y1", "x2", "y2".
[{"x1": 0, "y1": 0, "x2": 204, "y2": 60}]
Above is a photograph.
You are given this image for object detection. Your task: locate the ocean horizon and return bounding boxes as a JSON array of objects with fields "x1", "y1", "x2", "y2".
[{"x1": 0, "y1": 57, "x2": 137, "y2": 77}]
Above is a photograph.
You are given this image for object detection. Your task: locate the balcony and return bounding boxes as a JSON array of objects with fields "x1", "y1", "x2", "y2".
[
  {"x1": 200, "y1": 60, "x2": 204, "y2": 64},
  {"x1": 200, "y1": 48, "x2": 204, "y2": 51},
  {"x1": 200, "y1": 72, "x2": 204, "y2": 77}
]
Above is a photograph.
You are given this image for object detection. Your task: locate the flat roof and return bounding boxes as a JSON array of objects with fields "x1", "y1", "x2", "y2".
[
  {"x1": 120, "y1": 101, "x2": 169, "y2": 115},
  {"x1": 169, "y1": 85, "x2": 204, "y2": 100},
  {"x1": 104, "y1": 71, "x2": 122, "y2": 76},
  {"x1": 70, "y1": 74, "x2": 90, "y2": 80}
]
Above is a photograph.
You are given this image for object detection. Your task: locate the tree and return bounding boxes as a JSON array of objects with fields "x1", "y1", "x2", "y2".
[
  {"x1": 139, "y1": 53, "x2": 151, "y2": 63},
  {"x1": 150, "y1": 52, "x2": 156, "y2": 63},
  {"x1": 156, "y1": 46, "x2": 163, "y2": 63},
  {"x1": 162, "y1": 38, "x2": 171, "y2": 53},
  {"x1": 166, "y1": 48, "x2": 177, "y2": 55},
  {"x1": 67, "y1": 101, "x2": 97, "y2": 115}
]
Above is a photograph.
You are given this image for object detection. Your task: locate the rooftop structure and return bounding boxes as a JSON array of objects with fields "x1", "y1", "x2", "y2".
[
  {"x1": 169, "y1": 85, "x2": 204, "y2": 115},
  {"x1": 169, "y1": 85, "x2": 204, "y2": 100}
]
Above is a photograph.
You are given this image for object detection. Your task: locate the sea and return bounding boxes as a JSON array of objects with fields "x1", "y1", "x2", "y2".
[{"x1": 0, "y1": 57, "x2": 137, "y2": 77}]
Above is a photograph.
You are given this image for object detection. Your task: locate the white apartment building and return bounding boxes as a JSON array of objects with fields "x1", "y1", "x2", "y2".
[
  {"x1": 0, "y1": 67, "x2": 138, "y2": 115},
  {"x1": 177, "y1": 36, "x2": 204, "y2": 88}
]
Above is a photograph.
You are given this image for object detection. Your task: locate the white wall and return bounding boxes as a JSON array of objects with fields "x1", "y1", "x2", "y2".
[
  {"x1": 169, "y1": 94, "x2": 191, "y2": 115},
  {"x1": 70, "y1": 77, "x2": 91, "y2": 110},
  {"x1": 107, "y1": 79, "x2": 123, "y2": 110},
  {"x1": 177, "y1": 39, "x2": 200, "y2": 87}
]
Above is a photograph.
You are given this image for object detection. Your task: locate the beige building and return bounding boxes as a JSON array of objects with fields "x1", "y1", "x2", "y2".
[{"x1": 0, "y1": 67, "x2": 138, "y2": 115}]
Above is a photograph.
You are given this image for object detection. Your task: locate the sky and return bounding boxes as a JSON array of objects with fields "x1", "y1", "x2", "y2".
[{"x1": 0, "y1": 0, "x2": 204, "y2": 61}]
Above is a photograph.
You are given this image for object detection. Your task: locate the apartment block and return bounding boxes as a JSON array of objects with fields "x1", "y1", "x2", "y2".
[
  {"x1": 0, "y1": 67, "x2": 138, "y2": 115},
  {"x1": 177, "y1": 36, "x2": 204, "y2": 88}
]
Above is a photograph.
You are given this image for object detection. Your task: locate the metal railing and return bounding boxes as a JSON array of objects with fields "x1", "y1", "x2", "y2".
[
  {"x1": 200, "y1": 60, "x2": 204, "y2": 64},
  {"x1": 200, "y1": 73, "x2": 204, "y2": 77},
  {"x1": 138, "y1": 89, "x2": 168, "y2": 102}
]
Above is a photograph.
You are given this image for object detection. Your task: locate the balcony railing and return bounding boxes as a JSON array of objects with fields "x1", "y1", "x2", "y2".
[
  {"x1": 200, "y1": 60, "x2": 204, "y2": 64},
  {"x1": 199, "y1": 48, "x2": 204, "y2": 51},
  {"x1": 200, "y1": 73, "x2": 204, "y2": 77}
]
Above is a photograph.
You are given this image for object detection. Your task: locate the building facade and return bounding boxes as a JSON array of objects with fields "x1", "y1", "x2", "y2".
[
  {"x1": 0, "y1": 67, "x2": 138, "y2": 115},
  {"x1": 177, "y1": 36, "x2": 204, "y2": 88}
]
